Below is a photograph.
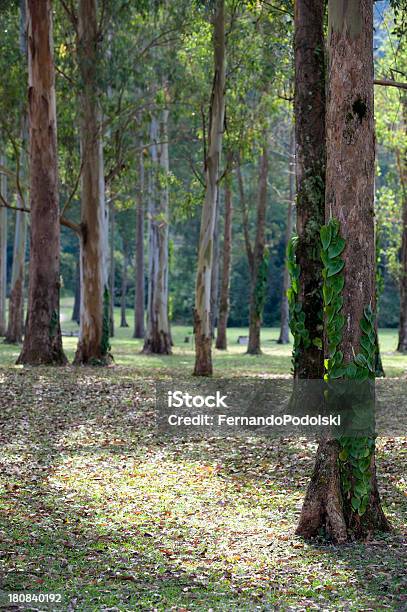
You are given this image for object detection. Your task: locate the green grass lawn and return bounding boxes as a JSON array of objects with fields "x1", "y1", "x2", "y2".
[{"x1": 0, "y1": 298, "x2": 406, "y2": 610}]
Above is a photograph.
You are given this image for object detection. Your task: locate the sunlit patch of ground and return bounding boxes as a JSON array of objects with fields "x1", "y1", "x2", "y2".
[{"x1": 0, "y1": 366, "x2": 405, "y2": 610}]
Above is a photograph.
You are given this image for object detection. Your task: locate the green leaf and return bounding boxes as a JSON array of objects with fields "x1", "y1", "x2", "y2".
[
  {"x1": 320, "y1": 225, "x2": 332, "y2": 250},
  {"x1": 327, "y1": 259, "x2": 345, "y2": 277},
  {"x1": 354, "y1": 354, "x2": 368, "y2": 368},
  {"x1": 331, "y1": 274, "x2": 345, "y2": 294},
  {"x1": 328, "y1": 237, "x2": 346, "y2": 258},
  {"x1": 339, "y1": 448, "x2": 348, "y2": 461}
]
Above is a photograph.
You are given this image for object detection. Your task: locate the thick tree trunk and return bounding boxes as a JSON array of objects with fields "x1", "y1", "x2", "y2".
[
  {"x1": 134, "y1": 143, "x2": 145, "y2": 338},
  {"x1": 0, "y1": 157, "x2": 7, "y2": 336},
  {"x1": 17, "y1": 0, "x2": 66, "y2": 365},
  {"x1": 109, "y1": 202, "x2": 115, "y2": 337},
  {"x1": 247, "y1": 143, "x2": 268, "y2": 355},
  {"x1": 143, "y1": 112, "x2": 171, "y2": 354},
  {"x1": 396, "y1": 103, "x2": 407, "y2": 351},
  {"x1": 293, "y1": 0, "x2": 326, "y2": 378},
  {"x1": 120, "y1": 244, "x2": 129, "y2": 327},
  {"x1": 215, "y1": 164, "x2": 233, "y2": 350},
  {"x1": 277, "y1": 131, "x2": 295, "y2": 345},
  {"x1": 297, "y1": 0, "x2": 390, "y2": 542},
  {"x1": 74, "y1": 0, "x2": 111, "y2": 365},
  {"x1": 194, "y1": 0, "x2": 225, "y2": 376},
  {"x1": 72, "y1": 257, "x2": 80, "y2": 324}
]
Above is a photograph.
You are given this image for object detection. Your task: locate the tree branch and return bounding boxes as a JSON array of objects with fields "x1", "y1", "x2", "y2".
[{"x1": 374, "y1": 79, "x2": 407, "y2": 90}]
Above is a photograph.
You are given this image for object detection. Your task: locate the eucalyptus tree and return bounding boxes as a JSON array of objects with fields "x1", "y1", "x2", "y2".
[
  {"x1": 17, "y1": 0, "x2": 66, "y2": 365},
  {"x1": 0, "y1": 161, "x2": 6, "y2": 336}
]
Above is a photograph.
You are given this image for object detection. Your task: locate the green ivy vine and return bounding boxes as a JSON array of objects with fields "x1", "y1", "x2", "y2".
[
  {"x1": 320, "y1": 218, "x2": 376, "y2": 516},
  {"x1": 287, "y1": 236, "x2": 311, "y2": 371}
]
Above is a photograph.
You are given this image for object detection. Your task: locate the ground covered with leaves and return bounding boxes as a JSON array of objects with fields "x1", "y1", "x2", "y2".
[{"x1": 0, "y1": 365, "x2": 405, "y2": 611}]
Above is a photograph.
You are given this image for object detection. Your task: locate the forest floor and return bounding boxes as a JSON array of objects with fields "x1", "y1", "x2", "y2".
[{"x1": 0, "y1": 299, "x2": 406, "y2": 611}]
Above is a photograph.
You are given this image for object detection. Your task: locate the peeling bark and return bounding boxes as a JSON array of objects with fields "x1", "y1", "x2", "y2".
[
  {"x1": 17, "y1": 0, "x2": 66, "y2": 365},
  {"x1": 194, "y1": 0, "x2": 225, "y2": 376}
]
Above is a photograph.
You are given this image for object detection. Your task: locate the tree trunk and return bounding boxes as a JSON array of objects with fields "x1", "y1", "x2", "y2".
[
  {"x1": 72, "y1": 257, "x2": 80, "y2": 324},
  {"x1": 293, "y1": 0, "x2": 326, "y2": 379},
  {"x1": 74, "y1": 0, "x2": 111, "y2": 365},
  {"x1": 215, "y1": 163, "x2": 233, "y2": 350},
  {"x1": 297, "y1": 0, "x2": 390, "y2": 542},
  {"x1": 247, "y1": 143, "x2": 268, "y2": 355},
  {"x1": 194, "y1": 0, "x2": 225, "y2": 376},
  {"x1": 277, "y1": 130, "x2": 295, "y2": 345},
  {"x1": 142, "y1": 111, "x2": 171, "y2": 354},
  {"x1": 134, "y1": 142, "x2": 145, "y2": 338},
  {"x1": 397, "y1": 102, "x2": 407, "y2": 352},
  {"x1": 109, "y1": 202, "x2": 115, "y2": 337},
  {"x1": 120, "y1": 243, "x2": 129, "y2": 327},
  {"x1": 0, "y1": 156, "x2": 7, "y2": 336},
  {"x1": 17, "y1": 0, "x2": 66, "y2": 365},
  {"x1": 210, "y1": 188, "x2": 221, "y2": 338}
]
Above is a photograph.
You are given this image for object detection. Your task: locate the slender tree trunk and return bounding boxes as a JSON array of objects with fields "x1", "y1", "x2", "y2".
[
  {"x1": 210, "y1": 188, "x2": 221, "y2": 338},
  {"x1": 143, "y1": 111, "x2": 171, "y2": 354},
  {"x1": 216, "y1": 163, "x2": 233, "y2": 350},
  {"x1": 247, "y1": 143, "x2": 268, "y2": 355},
  {"x1": 120, "y1": 243, "x2": 129, "y2": 327},
  {"x1": 17, "y1": 0, "x2": 66, "y2": 365},
  {"x1": 396, "y1": 102, "x2": 407, "y2": 351},
  {"x1": 0, "y1": 157, "x2": 7, "y2": 336},
  {"x1": 109, "y1": 202, "x2": 115, "y2": 337},
  {"x1": 297, "y1": 0, "x2": 390, "y2": 542},
  {"x1": 134, "y1": 142, "x2": 145, "y2": 338},
  {"x1": 277, "y1": 130, "x2": 295, "y2": 345},
  {"x1": 74, "y1": 0, "x2": 111, "y2": 365},
  {"x1": 194, "y1": 0, "x2": 226, "y2": 375},
  {"x1": 72, "y1": 257, "x2": 80, "y2": 324}
]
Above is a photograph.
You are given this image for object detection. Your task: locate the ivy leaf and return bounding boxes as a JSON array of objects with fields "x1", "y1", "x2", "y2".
[
  {"x1": 354, "y1": 354, "x2": 368, "y2": 368},
  {"x1": 330, "y1": 274, "x2": 345, "y2": 294},
  {"x1": 327, "y1": 259, "x2": 345, "y2": 277},
  {"x1": 320, "y1": 225, "x2": 332, "y2": 250},
  {"x1": 328, "y1": 237, "x2": 346, "y2": 258}
]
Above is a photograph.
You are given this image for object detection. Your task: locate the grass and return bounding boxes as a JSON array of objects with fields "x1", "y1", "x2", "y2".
[{"x1": 0, "y1": 297, "x2": 406, "y2": 610}]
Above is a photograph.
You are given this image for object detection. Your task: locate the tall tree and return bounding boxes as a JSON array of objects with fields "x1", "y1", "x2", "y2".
[
  {"x1": 194, "y1": 0, "x2": 226, "y2": 375},
  {"x1": 246, "y1": 140, "x2": 269, "y2": 355},
  {"x1": 17, "y1": 0, "x2": 66, "y2": 365},
  {"x1": 143, "y1": 109, "x2": 171, "y2": 354},
  {"x1": 297, "y1": 0, "x2": 390, "y2": 541},
  {"x1": 216, "y1": 158, "x2": 233, "y2": 350},
  {"x1": 396, "y1": 98, "x2": 407, "y2": 351},
  {"x1": 277, "y1": 130, "x2": 295, "y2": 345},
  {"x1": 120, "y1": 238, "x2": 129, "y2": 328},
  {"x1": 0, "y1": 156, "x2": 7, "y2": 336},
  {"x1": 73, "y1": 0, "x2": 111, "y2": 365},
  {"x1": 134, "y1": 141, "x2": 145, "y2": 339}
]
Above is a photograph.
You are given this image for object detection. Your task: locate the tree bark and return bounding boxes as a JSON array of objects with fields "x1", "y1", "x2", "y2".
[
  {"x1": 396, "y1": 101, "x2": 407, "y2": 352},
  {"x1": 194, "y1": 0, "x2": 225, "y2": 376},
  {"x1": 17, "y1": 0, "x2": 66, "y2": 365},
  {"x1": 142, "y1": 111, "x2": 171, "y2": 354},
  {"x1": 120, "y1": 242, "x2": 129, "y2": 327},
  {"x1": 293, "y1": 0, "x2": 326, "y2": 379},
  {"x1": 72, "y1": 257, "x2": 80, "y2": 324},
  {"x1": 210, "y1": 188, "x2": 221, "y2": 338},
  {"x1": 277, "y1": 130, "x2": 295, "y2": 345},
  {"x1": 134, "y1": 143, "x2": 145, "y2": 338},
  {"x1": 297, "y1": 0, "x2": 390, "y2": 542},
  {"x1": 109, "y1": 201, "x2": 115, "y2": 337},
  {"x1": 0, "y1": 156, "x2": 7, "y2": 336},
  {"x1": 215, "y1": 162, "x2": 233, "y2": 350},
  {"x1": 74, "y1": 0, "x2": 111, "y2": 365},
  {"x1": 247, "y1": 143, "x2": 268, "y2": 355}
]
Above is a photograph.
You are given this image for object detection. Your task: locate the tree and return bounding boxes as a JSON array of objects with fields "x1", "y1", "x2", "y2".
[
  {"x1": 277, "y1": 129, "x2": 295, "y2": 345},
  {"x1": 17, "y1": 0, "x2": 66, "y2": 365},
  {"x1": 73, "y1": 0, "x2": 111, "y2": 365},
  {"x1": 194, "y1": 0, "x2": 226, "y2": 375},
  {"x1": 396, "y1": 98, "x2": 407, "y2": 351},
  {"x1": 215, "y1": 154, "x2": 233, "y2": 350},
  {"x1": 296, "y1": 0, "x2": 390, "y2": 542},
  {"x1": 134, "y1": 140, "x2": 145, "y2": 339},
  {"x1": 0, "y1": 157, "x2": 7, "y2": 336},
  {"x1": 143, "y1": 108, "x2": 172, "y2": 354}
]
